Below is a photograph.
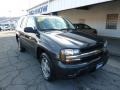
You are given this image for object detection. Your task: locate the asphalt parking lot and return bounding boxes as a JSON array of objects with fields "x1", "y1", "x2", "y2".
[{"x1": 0, "y1": 31, "x2": 120, "y2": 90}]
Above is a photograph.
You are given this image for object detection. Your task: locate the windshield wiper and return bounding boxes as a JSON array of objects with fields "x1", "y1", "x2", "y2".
[
  {"x1": 40, "y1": 29, "x2": 59, "y2": 31},
  {"x1": 58, "y1": 28, "x2": 76, "y2": 31},
  {"x1": 40, "y1": 28, "x2": 75, "y2": 32},
  {"x1": 61, "y1": 28, "x2": 75, "y2": 30}
]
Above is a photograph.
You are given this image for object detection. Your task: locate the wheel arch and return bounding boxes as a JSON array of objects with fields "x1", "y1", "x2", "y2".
[{"x1": 36, "y1": 46, "x2": 51, "y2": 59}]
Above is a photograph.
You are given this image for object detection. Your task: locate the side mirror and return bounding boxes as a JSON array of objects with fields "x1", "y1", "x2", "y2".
[{"x1": 24, "y1": 27, "x2": 35, "y2": 33}]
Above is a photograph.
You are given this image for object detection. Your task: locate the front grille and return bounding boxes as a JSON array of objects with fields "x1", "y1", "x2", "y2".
[
  {"x1": 64, "y1": 49, "x2": 104, "y2": 65},
  {"x1": 79, "y1": 43, "x2": 104, "y2": 63},
  {"x1": 80, "y1": 43, "x2": 103, "y2": 53},
  {"x1": 64, "y1": 43, "x2": 104, "y2": 65},
  {"x1": 80, "y1": 51, "x2": 103, "y2": 63}
]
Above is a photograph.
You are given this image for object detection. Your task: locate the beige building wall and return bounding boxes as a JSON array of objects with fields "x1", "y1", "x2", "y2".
[{"x1": 58, "y1": 1, "x2": 120, "y2": 38}]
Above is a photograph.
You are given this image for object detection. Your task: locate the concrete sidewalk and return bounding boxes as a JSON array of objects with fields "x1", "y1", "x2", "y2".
[{"x1": 102, "y1": 36, "x2": 120, "y2": 56}]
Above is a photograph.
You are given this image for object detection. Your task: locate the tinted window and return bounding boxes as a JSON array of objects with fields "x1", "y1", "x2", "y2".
[
  {"x1": 78, "y1": 24, "x2": 83, "y2": 29},
  {"x1": 74, "y1": 24, "x2": 91, "y2": 29},
  {"x1": 83, "y1": 24, "x2": 91, "y2": 29}
]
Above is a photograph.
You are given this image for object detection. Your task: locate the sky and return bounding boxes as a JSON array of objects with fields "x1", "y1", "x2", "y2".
[{"x1": 0, "y1": 0, "x2": 47, "y2": 17}]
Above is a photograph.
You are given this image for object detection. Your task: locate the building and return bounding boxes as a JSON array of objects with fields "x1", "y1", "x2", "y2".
[{"x1": 27, "y1": 0, "x2": 120, "y2": 38}]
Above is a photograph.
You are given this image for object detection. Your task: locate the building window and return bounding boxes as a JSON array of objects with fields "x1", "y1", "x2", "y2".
[{"x1": 106, "y1": 14, "x2": 118, "y2": 29}]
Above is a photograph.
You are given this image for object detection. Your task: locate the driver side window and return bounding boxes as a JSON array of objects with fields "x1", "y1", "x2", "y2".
[{"x1": 26, "y1": 17, "x2": 36, "y2": 29}]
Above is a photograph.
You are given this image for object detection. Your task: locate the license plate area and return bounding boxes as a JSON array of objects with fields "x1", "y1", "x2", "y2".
[{"x1": 96, "y1": 63, "x2": 103, "y2": 69}]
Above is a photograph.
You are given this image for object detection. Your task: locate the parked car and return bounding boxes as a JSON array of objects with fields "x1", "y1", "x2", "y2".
[
  {"x1": 16, "y1": 15, "x2": 109, "y2": 81},
  {"x1": 73, "y1": 23, "x2": 97, "y2": 35},
  {"x1": 3, "y1": 24, "x2": 11, "y2": 31}
]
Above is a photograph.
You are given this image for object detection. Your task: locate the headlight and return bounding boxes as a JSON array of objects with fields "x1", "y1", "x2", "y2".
[
  {"x1": 60, "y1": 49, "x2": 80, "y2": 61},
  {"x1": 104, "y1": 40, "x2": 108, "y2": 48}
]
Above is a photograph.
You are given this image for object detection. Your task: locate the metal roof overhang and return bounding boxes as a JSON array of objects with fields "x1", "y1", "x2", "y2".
[
  {"x1": 48, "y1": 0, "x2": 113, "y2": 13},
  {"x1": 27, "y1": 0, "x2": 113, "y2": 14}
]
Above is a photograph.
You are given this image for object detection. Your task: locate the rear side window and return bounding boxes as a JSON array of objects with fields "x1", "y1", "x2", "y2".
[
  {"x1": 26, "y1": 17, "x2": 36, "y2": 28},
  {"x1": 16, "y1": 17, "x2": 28, "y2": 30},
  {"x1": 20, "y1": 17, "x2": 28, "y2": 29},
  {"x1": 16, "y1": 17, "x2": 24, "y2": 29}
]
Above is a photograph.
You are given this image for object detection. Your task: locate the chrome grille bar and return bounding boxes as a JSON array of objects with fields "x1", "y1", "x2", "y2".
[{"x1": 66, "y1": 50, "x2": 102, "y2": 60}]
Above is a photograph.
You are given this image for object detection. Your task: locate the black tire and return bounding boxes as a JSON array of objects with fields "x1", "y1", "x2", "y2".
[
  {"x1": 40, "y1": 53, "x2": 55, "y2": 81},
  {"x1": 18, "y1": 38, "x2": 25, "y2": 52}
]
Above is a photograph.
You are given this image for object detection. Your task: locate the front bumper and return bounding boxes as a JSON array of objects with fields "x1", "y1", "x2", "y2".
[{"x1": 54, "y1": 50, "x2": 109, "y2": 76}]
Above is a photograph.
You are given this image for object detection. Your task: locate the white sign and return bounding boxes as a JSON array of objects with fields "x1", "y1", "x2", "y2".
[{"x1": 29, "y1": 4, "x2": 48, "y2": 15}]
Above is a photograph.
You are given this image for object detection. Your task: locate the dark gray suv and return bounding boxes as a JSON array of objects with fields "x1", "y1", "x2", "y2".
[{"x1": 16, "y1": 15, "x2": 109, "y2": 81}]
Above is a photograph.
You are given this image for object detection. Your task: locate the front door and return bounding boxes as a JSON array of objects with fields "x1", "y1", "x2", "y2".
[{"x1": 24, "y1": 17, "x2": 38, "y2": 54}]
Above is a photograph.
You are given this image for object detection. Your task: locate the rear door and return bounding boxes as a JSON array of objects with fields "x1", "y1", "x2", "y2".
[{"x1": 16, "y1": 16, "x2": 28, "y2": 47}]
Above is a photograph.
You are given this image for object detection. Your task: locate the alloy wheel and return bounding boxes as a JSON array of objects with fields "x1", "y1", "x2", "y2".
[{"x1": 41, "y1": 55, "x2": 51, "y2": 79}]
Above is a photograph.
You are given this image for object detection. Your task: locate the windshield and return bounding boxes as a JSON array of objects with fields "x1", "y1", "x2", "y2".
[{"x1": 36, "y1": 16, "x2": 75, "y2": 31}]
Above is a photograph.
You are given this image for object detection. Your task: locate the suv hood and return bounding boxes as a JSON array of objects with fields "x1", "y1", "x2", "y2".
[{"x1": 44, "y1": 31, "x2": 104, "y2": 49}]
